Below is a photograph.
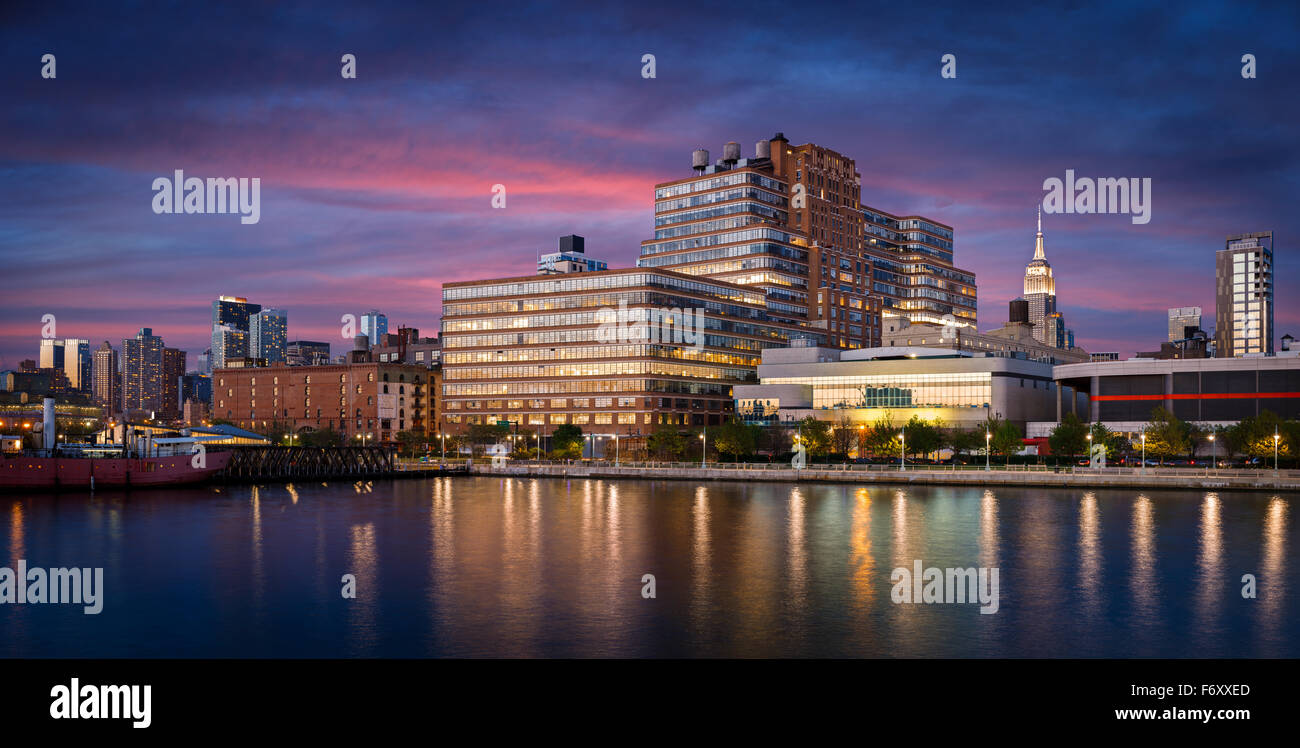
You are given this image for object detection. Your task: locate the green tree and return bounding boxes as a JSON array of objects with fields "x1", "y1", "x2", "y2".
[
  {"x1": 1230, "y1": 410, "x2": 1295, "y2": 463},
  {"x1": 467, "y1": 423, "x2": 509, "y2": 453},
  {"x1": 989, "y1": 419, "x2": 1023, "y2": 458},
  {"x1": 794, "y1": 417, "x2": 831, "y2": 458},
  {"x1": 300, "y1": 428, "x2": 343, "y2": 447},
  {"x1": 1088, "y1": 421, "x2": 1124, "y2": 461},
  {"x1": 646, "y1": 424, "x2": 687, "y2": 460},
  {"x1": 714, "y1": 419, "x2": 759, "y2": 461},
  {"x1": 1143, "y1": 406, "x2": 1189, "y2": 464},
  {"x1": 394, "y1": 430, "x2": 428, "y2": 456},
  {"x1": 550, "y1": 423, "x2": 584, "y2": 458},
  {"x1": 1048, "y1": 412, "x2": 1088, "y2": 461},
  {"x1": 903, "y1": 415, "x2": 942, "y2": 459},
  {"x1": 865, "y1": 411, "x2": 898, "y2": 457},
  {"x1": 947, "y1": 427, "x2": 983, "y2": 458}
]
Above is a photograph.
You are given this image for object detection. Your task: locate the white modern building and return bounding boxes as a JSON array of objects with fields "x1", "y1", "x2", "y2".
[{"x1": 733, "y1": 342, "x2": 1084, "y2": 431}]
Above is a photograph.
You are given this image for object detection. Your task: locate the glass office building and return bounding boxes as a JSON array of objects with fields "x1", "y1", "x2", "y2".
[
  {"x1": 441, "y1": 267, "x2": 821, "y2": 440},
  {"x1": 1215, "y1": 232, "x2": 1274, "y2": 357}
]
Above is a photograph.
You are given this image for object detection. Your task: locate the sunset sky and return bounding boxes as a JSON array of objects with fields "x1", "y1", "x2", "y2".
[{"x1": 2, "y1": 0, "x2": 1297, "y2": 368}]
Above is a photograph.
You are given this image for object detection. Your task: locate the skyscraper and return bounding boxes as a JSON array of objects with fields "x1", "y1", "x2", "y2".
[
  {"x1": 210, "y1": 296, "x2": 262, "y2": 369},
  {"x1": 63, "y1": 338, "x2": 90, "y2": 391},
  {"x1": 637, "y1": 133, "x2": 977, "y2": 350},
  {"x1": 361, "y1": 310, "x2": 388, "y2": 346},
  {"x1": 161, "y1": 347, "x2": 187, "y2": 419},
  {"x1": 250, "y1": 308, "x2": 288, "y2": 363},
  {"x1": 121, "y1": 328, "x2": 165, "y2": 414},
  {"x1": 1023, "y1": 208, "x2": 1057, "y2": 346},
  {"x1": 92, "y1": 341, "x2": 117, "y2": 408},
  {"x1": 1215, "y1": 232, "x2": 1274, "y2": 357},
  {"x1": 1167, "y1": 306, "x2": 1202, "y2": 342},
  {"x1": 39, "y1": 338, "x2": 64, "y2": 370}
]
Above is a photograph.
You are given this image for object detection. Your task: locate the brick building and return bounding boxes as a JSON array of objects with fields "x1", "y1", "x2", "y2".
[{"x1": 212, "y1": 360, "x2": 433, "y2": 444}]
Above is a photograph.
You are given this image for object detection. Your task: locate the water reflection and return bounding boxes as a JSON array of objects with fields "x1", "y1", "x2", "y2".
[
  {"x1": 1129, "y1": 495, "x2": 1159, "y2": 644},
  {"x1": 346, "y1": 522, "x2": 378, "y2": 656},
  {"x1": 1194, "y1": 492, "x2": 1223, "y2": 650},
  {"x1": 1256, "y1": 496, "x2": 1288, "y2": 655},
  {"x1": 0, "y1": 478, "x2": 1295, "y2": 658}
]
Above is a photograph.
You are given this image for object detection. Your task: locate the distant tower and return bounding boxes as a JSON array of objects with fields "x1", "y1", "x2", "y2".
[{"x1": 1023, "y1": 207, "x2": 1058, "y2": 346}]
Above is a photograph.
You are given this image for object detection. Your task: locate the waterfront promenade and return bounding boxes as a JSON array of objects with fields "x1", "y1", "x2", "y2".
[{"x1": 444, "y1": 460, "x2": 1300, "y2": 492}]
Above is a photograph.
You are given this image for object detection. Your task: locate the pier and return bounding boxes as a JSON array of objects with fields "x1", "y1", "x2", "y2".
[
  {"x1": 472, "y1": 461, "x2": 1300, "y2": 492},
  {"x1": 218, "y1": 446, "x2": 395, "y2": 482}
]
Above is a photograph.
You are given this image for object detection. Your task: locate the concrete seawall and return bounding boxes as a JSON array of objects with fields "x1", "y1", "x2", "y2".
[{"x1": 471, "y1": 463, "x2": 1300, "y2": 492}]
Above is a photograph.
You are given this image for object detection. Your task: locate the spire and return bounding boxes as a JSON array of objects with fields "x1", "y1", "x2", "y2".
[{"x1": 1033, "y1": 205, "x2": 1046, "y2": 260}]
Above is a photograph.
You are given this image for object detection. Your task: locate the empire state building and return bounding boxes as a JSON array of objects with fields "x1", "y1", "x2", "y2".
[{"x1": 1023, "y1": 208, "x2": 1059, "y2": 346}]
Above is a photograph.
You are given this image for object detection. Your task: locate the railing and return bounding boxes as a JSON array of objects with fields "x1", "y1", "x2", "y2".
[{"x1": 453, "y1": 458, "x2": 1300, "y2": 480}]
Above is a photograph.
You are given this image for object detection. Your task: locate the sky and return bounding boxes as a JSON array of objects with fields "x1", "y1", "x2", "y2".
[{"x1": 1, "y1": 0, "x2": 1297, "y2": 368}]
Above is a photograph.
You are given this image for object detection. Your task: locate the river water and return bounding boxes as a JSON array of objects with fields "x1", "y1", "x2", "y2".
[{"x1": 0, "y1": 476, "x2": 1293, "y2": 657}]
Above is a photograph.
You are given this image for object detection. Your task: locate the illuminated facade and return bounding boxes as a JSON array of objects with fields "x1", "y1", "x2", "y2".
[
  {"x1": 638, "y1": 134, "x2": 977, "y2": 350},
  {"x1": 210, "y1": 296, "x2": 261, "y2": 369},
  {"x1": 213, "y1": 361, "x2": 432, "y2": 443},
  {"x1": 440, "y1": 267, "x2": 821, "y2": 440},
  {"x1": 734, "y1": 344, "x2": 1069, "y2": 430},
  {"x1": 1214, "y1": 232, "x2": 1273, "y2": 357}
]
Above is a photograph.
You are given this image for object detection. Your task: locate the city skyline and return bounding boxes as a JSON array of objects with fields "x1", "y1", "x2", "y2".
[{"x1": 1, "y1": 0, "x2": 1297, "y2": 367}]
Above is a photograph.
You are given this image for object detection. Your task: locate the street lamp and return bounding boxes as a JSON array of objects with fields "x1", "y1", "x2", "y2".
[
  {"x1": 1140, "y1": 432, "x2": 1146, "y2": 471},
  {"x1": 1086, "y1": 432, "x2": 1093, "y2": 467},
  {"x1": 899, "y1": 430, "x2": 905, "y2": 471},
  {"x1": 614, "y1": 434, "x2": 620, "y2": 467},
  {"x1": 700, "y1": 431, "x2": 706, "y2": 468},
  {"x1": 1209, "y1": 433, "x2": 1216, "y2": 470},
  {"x1": 858, "y1": 424, "x2": 865, "y2": 460},
  {"x1": 1275, "y1": 430, "x2": 1281, "y2": 471},
  {"x1": 985, "y1": 429, "x2": 991, "y2": 471}
]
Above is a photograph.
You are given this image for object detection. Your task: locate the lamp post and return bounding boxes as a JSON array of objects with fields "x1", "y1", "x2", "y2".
[
  {"x1": 1086, "y1": 432, "x2": 1093, "y2": 468},
  {"x1": 1208, "y1": 433, "x2": 1216, "y2": 471},
  {"x1": 985, "y1": 429, "x2": 991, "y2": 471},
  {"x1": 1275, "y1": 430, "x2": 1281, "y2": 471},
  {"x1": 1140, "y1": 432, "x2": 1146, "y2": 471},
  {"x1": 700, "y1": 431, "x2": 706, "y2": 468},
  {"x1": 439, "y1": 431, "x2": 446, "y2": 463},
  {"x1": 858, "y1": 424, "x2": 865, "y2": 460},
  {"x1": 614, "y1": 434, "x2": 620, "y2": 467},
  {"x1": 899, "y1": 430, "x2": 905, "y2": 471}
]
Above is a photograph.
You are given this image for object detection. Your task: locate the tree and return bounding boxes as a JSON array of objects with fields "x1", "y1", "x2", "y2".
[
  {"x1": 300, "y1": 428, "x2": 343, "y2": 447},
  {"x1": 1088, "y1": 421, "x2": 1124, "y2": 461},
  {"x1": 1229, "y1": 410, "x2": 1295, "y2": 463},
  {"x1": 989, "y1": 419, "x2": 1023, "y2": 458},
  {"x1": 794, "y1": 417, "x2": 831, "y2": 458},
  {"x1": 550, "y1": 423, "x2": 584, "y2": 459},
  {"x1": 467, "y1": 423, "x2": 509, "y2": 455},
  {"x1": 903, "y1": 415, "x2": 942, "y2": 459},
  {"x1": 1143, "y1": 406, "x2": 1189, "y2": 464},
  {"x1": 395, "y1": 430, "x2": 427, "y2": 457},
  {"x1": 829, "y1": 414, "x2": 858, "y2": 460},
  {"x1": 1048, "y1": 412, "x2": 1088, "y2": 461},
  {"x1": 947, "y1": 427, "x2": 984, "y2": 458},
  {"x1": 864, "y1": 411, "x2": 898, "y2": 458},
  {"x1": 646, "y1": 424, "x2": 687, "y2": 461},
  {"x1": 714, "y1": 419, "x2": 759, "y2": 461}
]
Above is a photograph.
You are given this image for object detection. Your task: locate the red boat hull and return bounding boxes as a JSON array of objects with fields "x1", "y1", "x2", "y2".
[{"x1": 0, "y1": 451, "x2": 232, "y2": 489}]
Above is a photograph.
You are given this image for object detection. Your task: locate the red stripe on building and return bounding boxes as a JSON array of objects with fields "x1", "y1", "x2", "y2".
[{"x1": 1090, "y1": 392, "x2": 1300, "y2": 401}]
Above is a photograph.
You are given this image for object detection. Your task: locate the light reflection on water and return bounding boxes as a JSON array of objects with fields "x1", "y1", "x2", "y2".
[{"x1": 0, "y1": 477, "x2": 1294, "y2": 658}]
